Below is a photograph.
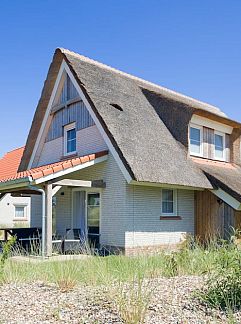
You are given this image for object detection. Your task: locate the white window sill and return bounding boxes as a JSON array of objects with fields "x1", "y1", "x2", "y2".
[{"x1": 64, "y1": 151, "x2": 77, "y2": 157}]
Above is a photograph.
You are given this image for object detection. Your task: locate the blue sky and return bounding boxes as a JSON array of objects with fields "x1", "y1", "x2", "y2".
[{"x1": 0, "y1": 0, "x2": 241, "y2": 156}]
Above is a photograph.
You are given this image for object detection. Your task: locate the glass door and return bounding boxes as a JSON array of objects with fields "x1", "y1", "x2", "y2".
[{"x1": 87, "y1": 193, "x2": 100, "y2": 246}]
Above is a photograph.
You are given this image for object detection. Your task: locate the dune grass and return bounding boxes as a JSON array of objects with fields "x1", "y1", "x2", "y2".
[
  {"x1": 0, "y1": 236, "x2": 240, "y2": 322},
  {"x1": 0, "y1": 237, "x2": 240, "y2": 286}
]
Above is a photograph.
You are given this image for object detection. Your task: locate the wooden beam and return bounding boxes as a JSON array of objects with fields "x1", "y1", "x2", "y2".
[
  {"x1": 51, "y1": 97, "x2": 82, "y2": 114},
  {"x1": 52, "y1": 179, "x2": 106, "y2": 188},
  {"x1": 46, "y1": 183, "x2": 53, "y2": 257},
  {"x1": 52, "y1": 185, "x2": 62, "y2": 197}
]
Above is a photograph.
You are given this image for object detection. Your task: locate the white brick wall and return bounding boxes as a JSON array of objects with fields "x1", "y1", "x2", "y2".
[
  {"x1": 76, "y1": 125, "x2": 107, "y2": 157},
  {"x1": 0, "y1": 194, "x2": 31, "y2": 228},
  {"x1": 54, "y1": 154, "x2": 195, "y2": 249},
  {"x1": 34, "y1": 125, "x2": 107, "y2": 167},
  {"x1": 125, "y1": 186, "x2": 194, "y2": 248}
]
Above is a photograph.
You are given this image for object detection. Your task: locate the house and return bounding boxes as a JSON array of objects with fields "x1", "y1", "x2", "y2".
[
  {"x1": 0, "y1": 48, "x2": 240, "y2": 256},
  {"x1": 0, "y1": 147, "x2": 31, "y2": 228},
  {"x1": 0, "y1": 147, "x2": 41, "y2": 229}
]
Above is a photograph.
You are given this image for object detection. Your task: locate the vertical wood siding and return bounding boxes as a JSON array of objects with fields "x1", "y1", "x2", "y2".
[
  {"x1": 57, "y1": 74, "x2": 79, "y2": 105},
  {"x1": 46, "y1": 101, "x2": 94, "y2": 142},
  {"x1": 195, "y1": 190, "x2": 236, "y2": 240}
]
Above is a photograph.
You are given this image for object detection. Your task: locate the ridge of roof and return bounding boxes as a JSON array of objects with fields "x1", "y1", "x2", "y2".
[{"x1": 59, "y1": 47, "x2": 227, "y2": 118}]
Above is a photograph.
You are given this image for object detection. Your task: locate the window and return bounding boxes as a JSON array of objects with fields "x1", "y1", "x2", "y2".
[
  {"x1": 87, "y1": 193, "x2": 100, "y2": 235},
  {"x1": 64, "y1": 123, "x2": 76, "y2": 155},
  {"x1": 161, "y1": 189, "x2": 177, "y2": 216},
  {"x1": 189, "y1": 124, "x2": 203, "y2": 156},
  {"x1": 14, "y1": 206, "x2": 26, "y2": 219},
  {"x1": 214, "y1": 131, "x2": 225, "y2": 160}
]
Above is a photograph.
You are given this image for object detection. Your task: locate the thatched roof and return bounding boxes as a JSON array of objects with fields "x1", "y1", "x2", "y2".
[
  {"x1": 193, "y1": 158, "x2": 241, "y2": 203},
  {"x1": 19, "y1": 48, "x2": 239, "y2": 189}
]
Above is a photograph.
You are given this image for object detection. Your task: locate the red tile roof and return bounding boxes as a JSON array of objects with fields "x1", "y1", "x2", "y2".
[
  {"x1": 0, "y1": 151, "x2": 108, "y2": 184},
  {"x1": 0, "y1": 146, "x2": 25, "y2": 180}
]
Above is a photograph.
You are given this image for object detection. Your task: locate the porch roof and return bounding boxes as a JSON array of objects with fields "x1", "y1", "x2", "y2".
[{"x1": 0, "y1": 151, "x2": 108, "y2": 188}]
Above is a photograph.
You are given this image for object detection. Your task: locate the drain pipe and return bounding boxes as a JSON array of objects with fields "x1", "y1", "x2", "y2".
[{"x1": 29, "y1": 186, "x2": 46, "y2": 258}]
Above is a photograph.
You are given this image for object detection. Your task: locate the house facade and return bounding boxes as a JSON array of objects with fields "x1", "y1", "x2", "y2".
[
  {"x1": 0, "y1": 147, "x2": 41, "y2": 229},
  {"x1": 0, "y1": 48, "x2": 240, "y2": 256}
]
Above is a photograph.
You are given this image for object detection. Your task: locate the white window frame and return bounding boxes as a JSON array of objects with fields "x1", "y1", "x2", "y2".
[
  {"x1": 14, "y1": 204, "x2": 27, "y2": 220},
  {"x1": 189, "y1": 124, "x2": 203, "y2": 157},
  {"x1": 161, "y1": 189, "x2": 177, "y2": 217},
  {"x1": 214, "y1": 130, "x2": 226, "y2": 161},
  {"x1": 64, "y1": 122, "x2": 76, "y2": 156}
]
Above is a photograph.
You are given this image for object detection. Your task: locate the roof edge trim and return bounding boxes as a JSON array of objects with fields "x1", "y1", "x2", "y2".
[
  {"x1": 0, "y1": 176, "x2": 32, "y2": 192},
  {"x1": 211, "y1": 188, "x2": 241, "y2": 210}
]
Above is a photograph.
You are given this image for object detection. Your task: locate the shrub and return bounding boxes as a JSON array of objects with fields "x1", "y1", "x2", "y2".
[
  {"x1": 0, "y1": 236, "x2": 16, "y2": 270},
  {"x1": 198, "y1": 249, "x2": 241, "y2": 312}
]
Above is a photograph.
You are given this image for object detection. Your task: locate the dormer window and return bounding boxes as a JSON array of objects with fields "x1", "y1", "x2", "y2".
[
  {"x1": 189, "y1": 124, "x2": 203, "y2": 157},
  {"x1": 64, "y1": 122, "x2": 76, "y2": 156},
  {"x1": 214, "y1": 131, "x2": 225, "y2": 160}
]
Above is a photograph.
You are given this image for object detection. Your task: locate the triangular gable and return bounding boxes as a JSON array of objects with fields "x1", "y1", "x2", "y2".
[{"x1": 19, "y1": 50, "x2": 133, "y2": 183}]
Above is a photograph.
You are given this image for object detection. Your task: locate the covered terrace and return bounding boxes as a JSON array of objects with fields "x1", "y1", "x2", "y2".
[{"x1": 0, "y1": 151, "x2": 108, "y2": 257}]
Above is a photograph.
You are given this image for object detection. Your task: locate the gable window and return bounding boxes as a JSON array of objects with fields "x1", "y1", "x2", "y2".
[
  {"x1": 214, "y1": 131, "x2": 225, "y2": 160},
  {"x1": 64, "y1": 123, "x2": 76, "y2": 156},
  {"x1": 14, "y1": 205, "x2": 26, "y2": 219},
  {"x1": 189, "y1": 124, "x2": 203, "y2": 156},
  {"x1": 161, "y1": 189, "x2": 177, "y2": 216}
]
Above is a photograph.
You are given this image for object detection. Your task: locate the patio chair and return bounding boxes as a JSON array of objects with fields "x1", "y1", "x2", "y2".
[{"x1": 62, "y1": 229, "x2": 82, "y2": 254}]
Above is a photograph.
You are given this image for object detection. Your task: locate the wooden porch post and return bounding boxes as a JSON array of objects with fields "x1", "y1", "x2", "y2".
[{"x1": 46, "y1": 183, "x2": 53, "y2": 257}]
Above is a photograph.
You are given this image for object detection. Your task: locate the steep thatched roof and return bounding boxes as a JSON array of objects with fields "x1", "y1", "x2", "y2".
[{"x1": 19, "y1": 48, "x2": 239, "y2": 189}]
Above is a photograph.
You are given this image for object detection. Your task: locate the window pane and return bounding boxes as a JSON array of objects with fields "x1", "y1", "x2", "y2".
[
  {"x1": 190, "y1": 127, "x2": 201, "y2": 154},
  {"x1": 162, "y1": 202, "x2": 173, "y2": 214},
  {"x1": 190, "y1": 142, "x2": 201, "y2": 154},
  {"x1": 215, "y1": 134, "x2": 224, "y2": 158},
  {"x1": 15, "y1": 206, "x2": 25, "y2": 218},
  {"x1": 67, "y1": 139, "x2": 76, "y2": 153},
  {"x1": 67, "y1": 128, "x2": 76, "y2": 141},
  {"x1": 162, "y1": 189, "x2": 174, "y2": 214},
  {"x1": 66, "y1": 128, "x2": 76, "y2": 153},
  {"x1": 190, "y1": 127, "x2": 200, "y2": 142},
  {"x1": 215, "y1": 134, "x2": 223, "y2": 149},
  {"x1": 88, "y1": 193, "x2": 100, "y2": 206},
  {"x1": 162, "y1": 189, "x2": 173, "y2": 202},
  {"x1": 87, "y1": 207, "x2": 100, "y2": 227}
]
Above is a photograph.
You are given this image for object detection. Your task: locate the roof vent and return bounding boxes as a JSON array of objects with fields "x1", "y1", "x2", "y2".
[{"x1": 110, "y1": 103, "x2": 123, "y2": 112}]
